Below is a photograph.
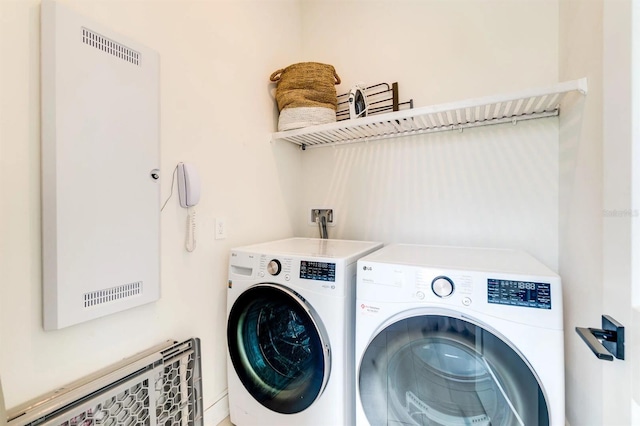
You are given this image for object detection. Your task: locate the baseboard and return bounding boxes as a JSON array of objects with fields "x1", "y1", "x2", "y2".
[{"x1": 203, "y1": 391, "x2": 229, "y2": 426}]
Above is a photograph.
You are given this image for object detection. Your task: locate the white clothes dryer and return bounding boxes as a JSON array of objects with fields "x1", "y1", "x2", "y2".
[
  {"x1": 355, "y1": 244, "x2": 564, "y2": 426},
  {"x1": 227, "y1": 237, "x2": 383, "y2": 426}
]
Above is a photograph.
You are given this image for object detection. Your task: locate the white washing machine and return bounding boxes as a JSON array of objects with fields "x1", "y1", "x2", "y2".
[
  {"x1": 355, "y1": 244, "x2": 564, "y2": 426},
  {"x1": 227, "y1": 237, "x2": 383, "y2": 426}
]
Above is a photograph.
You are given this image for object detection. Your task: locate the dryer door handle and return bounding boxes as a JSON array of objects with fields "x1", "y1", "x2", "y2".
[{"x1": 575, "y1": 315, "x2": 625, "y2": 361}]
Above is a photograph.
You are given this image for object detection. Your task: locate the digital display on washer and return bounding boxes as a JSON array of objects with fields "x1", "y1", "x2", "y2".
[
  {"x1": 487, "y1": 279, "x2": 551, "y2": 309},
  {"x1": 300, "y1": 261, "x2": 336, "y2": 282}
]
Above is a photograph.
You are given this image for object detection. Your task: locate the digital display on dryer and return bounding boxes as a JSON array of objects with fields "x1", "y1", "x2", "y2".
[
  {"x1": 300, "y1": 261, "x2": 336, "y2": 282},
  {"x1": 487, "y1": 279, "x2": 551, "y2": 309}
]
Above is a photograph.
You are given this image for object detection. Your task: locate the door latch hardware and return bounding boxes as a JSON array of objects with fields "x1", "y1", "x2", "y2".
[{"x1": 575, "y1": 315, "x2": 625, "y2": 361}]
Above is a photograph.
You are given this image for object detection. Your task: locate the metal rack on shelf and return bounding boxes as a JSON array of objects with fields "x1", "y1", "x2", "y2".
[{"x1": 271, "y1": 78, "x2": 587, "y2": 150}]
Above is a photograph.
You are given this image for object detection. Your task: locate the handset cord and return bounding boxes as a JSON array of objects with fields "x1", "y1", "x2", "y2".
[
  {"x1": 161, "y1": 165, "x2": 178, "y2": 211},
  {"x1": 160, "y1": 164, "x2": 196, "y2": 252},
  {"x1": 186, "y1": 206, "x2": 196, "y2": 252}
]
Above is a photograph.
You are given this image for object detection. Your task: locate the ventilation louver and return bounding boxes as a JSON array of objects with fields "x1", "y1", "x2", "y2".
[
  {"x1": 82, "y1": 27, "x2": 140, "y2": 65},
  {"x1": 84, "y1": 282, "x2": 143, "y2": 308}
]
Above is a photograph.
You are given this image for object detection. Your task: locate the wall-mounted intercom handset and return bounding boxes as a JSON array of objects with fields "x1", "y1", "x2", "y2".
[
  {"x1": 160, "y1": 162, "x2": 201, "y2": 252},
  {"x1": 177, "y1": 162, "x2": 201, "y2": 208},
  {"x1": 177, "y1": 162, "x2": 200, "y2": 252}
]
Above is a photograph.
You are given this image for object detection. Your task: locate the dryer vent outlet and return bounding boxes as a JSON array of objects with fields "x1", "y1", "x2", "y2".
[{"x1": 310, "y1": 209, "x2": 335, "y2": 226}]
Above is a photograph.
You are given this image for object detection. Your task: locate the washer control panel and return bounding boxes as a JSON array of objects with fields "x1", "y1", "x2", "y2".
[
  {"x1": 257, "y1": 256, "x2": 293, "y2": 281},
  {"x1": 259, "y1": 256, "x2": 336, "y2": 282},
  {"x1": 300, "y1": 260, "x2": 336, "y2": 282}
]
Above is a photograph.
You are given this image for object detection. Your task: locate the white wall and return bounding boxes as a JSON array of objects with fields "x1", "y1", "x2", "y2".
[
  {"x1": 295, "y1": 0, "x2": 561, "y2": 270},
  {"x1": 0, "y1": 0, "x2": 302, "y2": 420},
  {"x1": 301, "y1": 0, "x2": 559, "y2": 107},
  {"x1": 601, "y1": 0, "x2": 633, "y2": 424},
  {"x1": 559, "y1": 0, "x2": 638, "y2": 425},
  {"x1": 557, "y1": 0, "x2": 604, "y2": 423}
]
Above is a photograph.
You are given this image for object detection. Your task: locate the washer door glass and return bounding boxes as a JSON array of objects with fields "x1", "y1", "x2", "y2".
[
  {"x1": 359, "y1": 314, "x2": 549, "y2": 426},
  {"x1": 227, "y1": 284, "x2": 329, "y2": 414}
]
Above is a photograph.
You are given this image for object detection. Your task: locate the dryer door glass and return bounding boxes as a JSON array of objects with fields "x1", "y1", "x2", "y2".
[
  {"x1": 227, "y1": 284, "x2": 330, "y2": 414},
  {"x1": 359, "y1": 314, "x2": 549, "y2": 426}
]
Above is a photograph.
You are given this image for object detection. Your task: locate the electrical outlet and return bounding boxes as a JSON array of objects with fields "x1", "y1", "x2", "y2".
[
  {"x1": 309, "y1": 208, "x2": 335, "y2": 226},
  {"x1": 215, "y1": 218, "x2": 227, "y2": 240}
]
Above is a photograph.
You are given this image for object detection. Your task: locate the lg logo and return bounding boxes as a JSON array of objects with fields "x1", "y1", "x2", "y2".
[{"x1": 362, "y1": 266, "x2": 372, "y2": 271}]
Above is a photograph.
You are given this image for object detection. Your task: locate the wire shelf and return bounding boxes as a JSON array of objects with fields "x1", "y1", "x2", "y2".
[{"x1": 271, "y1": 78, "x2": 587, "y2": 149}]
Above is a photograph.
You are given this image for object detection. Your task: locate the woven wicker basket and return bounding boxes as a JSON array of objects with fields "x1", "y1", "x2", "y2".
[{"x1": 270, "y1": 62, "x2": 341, "y2": 131}]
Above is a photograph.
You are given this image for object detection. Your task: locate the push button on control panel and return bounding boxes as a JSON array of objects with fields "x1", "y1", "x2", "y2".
[{"x1": 431, "y1": 276, "x2": 454, "y2": 298}]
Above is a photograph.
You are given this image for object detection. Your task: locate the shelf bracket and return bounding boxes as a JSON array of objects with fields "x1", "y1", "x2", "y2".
[{"x1": 575, "y1": 315, "x2": 625, "y2": 361}]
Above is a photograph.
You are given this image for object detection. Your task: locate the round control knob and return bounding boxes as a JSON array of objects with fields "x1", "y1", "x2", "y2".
[
  {"x1": 267, "y1": 259, "x2": 282, "y2": 276},
  {"x1": 431, "y1": 276, "x2": 454, "y2": 298}
]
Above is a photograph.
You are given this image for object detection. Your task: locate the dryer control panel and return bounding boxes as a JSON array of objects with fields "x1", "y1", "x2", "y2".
[{"x1": 487, "y1": 278, "x2": 551, "y2": 309}]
